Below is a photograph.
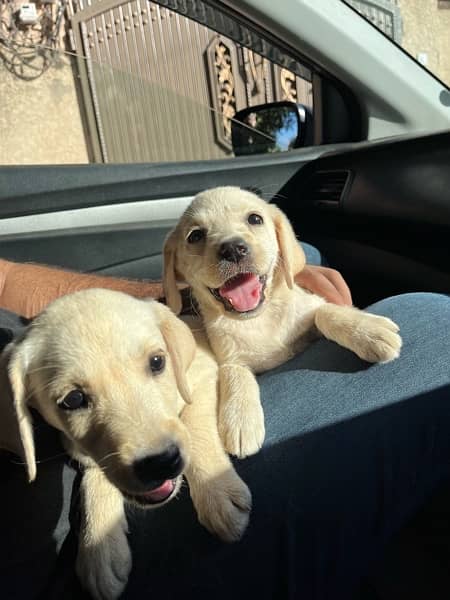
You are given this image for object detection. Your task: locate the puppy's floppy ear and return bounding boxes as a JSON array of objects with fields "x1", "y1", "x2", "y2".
[
  {"x1": 267, "y1": 203, "x2": 306, "y2": 289},
  {"x1": 0, "y1": 340, "x2": 36, "y2": 482},
  {"x1": 163, "y1": 230, "x2": 183, "y2": 316},
  {"x1": 154, "y1": 302, "x2": 195, "y2": 405}
]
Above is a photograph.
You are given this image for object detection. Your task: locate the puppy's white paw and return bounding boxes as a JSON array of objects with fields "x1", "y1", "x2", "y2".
[
  {"x1": 354, "y1": 314, "x2": 402, "y2": 363},
  {"x1": 76, "y1": 520, "x2": 131, "y2": 600},
  {"x1": 191, "y1": 469, "x2": 252, "y2": 542},
  {"x1": 218, "y1": 364, "x2": 265, "y2": 458},
  {"x1": 219, "y1": 401, "x2": 265, "y2": 458}
]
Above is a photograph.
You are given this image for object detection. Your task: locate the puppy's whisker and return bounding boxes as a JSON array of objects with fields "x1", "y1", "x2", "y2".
[
  {"x1": 258, "y1": 191, "x2": 283, "y2": 198},
  {"x1": 189, "y1": 299, "x2": 201, "y2": 318},
  {"x1": 94, "y1": 464, "x2": 109, "y2": 475},
  {"x1": 36, "y1": 451, "x2": 69, "y2": 464},
  {"x1": 267, "y1": 194, "x2": 287, "y2": 202},
  {"x1": 97, "y1": 451, "x2": 123, "y2": 466},
  {"x1": 27, "y1": 364, "x2": 60, "y2": 375},
  {"x1": 10, "y1": 451, "x2": 68, "y2": 467}
]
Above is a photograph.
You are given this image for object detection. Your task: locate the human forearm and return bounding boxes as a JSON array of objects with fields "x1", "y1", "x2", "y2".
[{"x1": 0, "y1": 259, "x2": 163, "y2": 318}]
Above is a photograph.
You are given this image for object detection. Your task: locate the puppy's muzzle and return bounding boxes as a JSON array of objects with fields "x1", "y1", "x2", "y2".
[
  {"x1": 133, "y1": 444, "x2": 184, "y2": 486},
  {"x1": 124, "y1": 445, "x2": 184, "y2": 507},
  {"x1": 219, "y1": 238, "x2": 249, "y2": 263}
]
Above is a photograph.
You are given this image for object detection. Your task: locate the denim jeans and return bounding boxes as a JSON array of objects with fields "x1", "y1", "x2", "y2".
[{"x1": 1, "y1": 246, "x2": 450, "y2": 600}]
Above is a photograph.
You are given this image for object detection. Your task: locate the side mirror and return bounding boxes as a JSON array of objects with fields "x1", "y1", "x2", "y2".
[{"x1": 231, "y1": 101, "x2": 311, "y2": 156}]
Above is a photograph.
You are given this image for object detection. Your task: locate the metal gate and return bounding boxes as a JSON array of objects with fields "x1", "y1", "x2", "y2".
[{"x1": 68, "y1": 0, "x2": 313, "y2": 163}]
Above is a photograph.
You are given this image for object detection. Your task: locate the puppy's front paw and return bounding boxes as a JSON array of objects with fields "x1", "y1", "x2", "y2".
[
  {"x1": 191, "y1": 469, "x2": 252, "y2": 542},
  {"x1": 219, "y1": 401, "x2": 265, "y2": 458},
  {"x1": 355, "y1": 314, "x2": 402, "y2": 363},
  {"x1": 76, "y1": 519, "x2": 131, "y2": 600},
  {"x1": 218, "y1": 364, "x2": 265, "y2": 458}
]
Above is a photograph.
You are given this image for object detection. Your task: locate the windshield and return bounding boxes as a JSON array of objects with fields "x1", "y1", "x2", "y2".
[{"x1": 341, "y1": 0, "x2": 450, "y2": 88}]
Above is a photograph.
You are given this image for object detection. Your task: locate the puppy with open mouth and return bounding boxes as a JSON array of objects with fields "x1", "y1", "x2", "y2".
[
  {"x1": 164, "y1": 186, "x2": 402, "y2": 458},
  {"x1": 0, "y1": 288, "x2": 251, "y2": 600}
]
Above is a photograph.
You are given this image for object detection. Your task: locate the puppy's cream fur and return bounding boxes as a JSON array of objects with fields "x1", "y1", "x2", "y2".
[
  {"x1": 0, "y1": 289, "x2": 251, "y2": 600},
  {"x1": 164, "y1": 187, "x2": 402, "y2": 457}
]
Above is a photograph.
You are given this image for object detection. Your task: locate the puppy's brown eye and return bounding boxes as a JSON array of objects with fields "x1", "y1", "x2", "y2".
[
  {"x1": 187, "y1": 228, "x2": 205, "y2": 244},
  {"x1": 150, "y1": 354, "x2": 165, "y2": 374},
  {"x1": 59, "y1": 390, "x2": 88, "y2": 411},
  {"x1": 248, "y1": 213, "x2": 263, "y2": 225}
]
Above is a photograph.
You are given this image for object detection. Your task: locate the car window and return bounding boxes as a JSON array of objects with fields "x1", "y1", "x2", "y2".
[
  {"x1": 342, "y1": 0, "x2": 450, "y2": 88},
  {"x1": 0, "y1": 0, "x2": 315, "y2": 164}
]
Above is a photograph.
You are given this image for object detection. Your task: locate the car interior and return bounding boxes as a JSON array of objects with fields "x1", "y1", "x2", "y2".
[
  {"x1": 1, "y1": 0, "x2": 450, "y2": 597},
  {"x1": 2, "y1": 126, "x2": 450, "y2": 600}
]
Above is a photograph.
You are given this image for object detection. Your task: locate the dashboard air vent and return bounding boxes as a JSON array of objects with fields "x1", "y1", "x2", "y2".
[{"x1": 309, "y1": 170, "x2": 351, "y2": 207}]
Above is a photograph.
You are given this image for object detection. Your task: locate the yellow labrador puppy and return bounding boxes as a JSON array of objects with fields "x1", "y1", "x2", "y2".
[
  {"x1": 0, "y1": 289, "x2": 251, "y2": 600},
  {"x1": 164, "y1": 186, "x2": 402, "y2": 458}
]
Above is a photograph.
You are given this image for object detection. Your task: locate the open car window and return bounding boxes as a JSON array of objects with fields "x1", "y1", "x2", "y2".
[{"x1": 0, "y1": 0, "x2": 317, "y2": 165}]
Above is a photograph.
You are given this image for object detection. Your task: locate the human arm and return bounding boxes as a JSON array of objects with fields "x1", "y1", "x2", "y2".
[{"x1": 0, "y1": 259, "x2": 164, "y2": 318}]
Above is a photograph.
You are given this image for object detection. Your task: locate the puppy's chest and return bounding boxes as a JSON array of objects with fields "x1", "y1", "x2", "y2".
[{"x1": 208, "y1": 290, "x2": 324, "y2": 373}]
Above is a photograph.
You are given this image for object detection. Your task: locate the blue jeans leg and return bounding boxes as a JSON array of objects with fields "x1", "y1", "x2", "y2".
[
  {"x1": 122, "y1": 293, "x2": 450, "y2": 600},
  {"x1": 302, "y1": 242, "x2": 325, "y2": 266}
]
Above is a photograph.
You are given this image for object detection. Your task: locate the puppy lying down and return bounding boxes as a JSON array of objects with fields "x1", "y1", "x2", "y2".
[
  {"x1": 163, "y1": 186, "x2": 402, "y2": 458},
  {"x1": 0, "y1": 289, "x2": 251, "y2": 600}
]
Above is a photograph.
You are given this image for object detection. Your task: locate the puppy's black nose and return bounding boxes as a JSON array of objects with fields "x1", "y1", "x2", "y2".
[
  {"x1": 219, "y1": 238, "x2": 249, "y2": 263},
  {"x1": 133, "y1": 444, "x2": 183, "y2": 486}
]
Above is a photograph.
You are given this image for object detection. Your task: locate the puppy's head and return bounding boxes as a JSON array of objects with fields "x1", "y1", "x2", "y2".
[
  {"x1": 0, "y1": 290, "x2": 196, "y2": 508},
  {"x1": 164, "y1": 186, "x2": 306, "y2": 319}
]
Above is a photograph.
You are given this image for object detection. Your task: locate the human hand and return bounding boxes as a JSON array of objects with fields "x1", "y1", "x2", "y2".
[{"x1": 295, "y1": 265, "x2": 353, "y2": 306}]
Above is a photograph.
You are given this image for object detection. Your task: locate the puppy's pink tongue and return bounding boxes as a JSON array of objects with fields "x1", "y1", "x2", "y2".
[
  {"x1": 219, "y1": 273, "x2": 262, "y2": 312},
  {"x1": 142, "y1": 479, "x2": 174, "y2": 502}
]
